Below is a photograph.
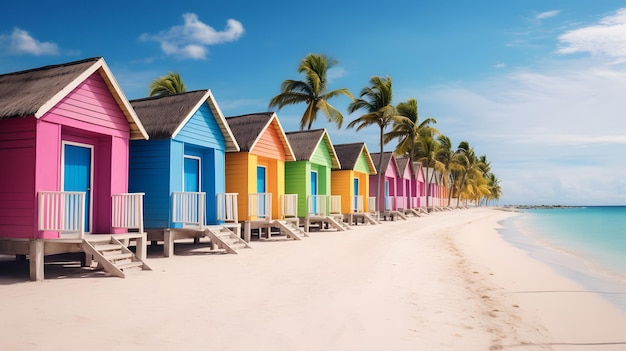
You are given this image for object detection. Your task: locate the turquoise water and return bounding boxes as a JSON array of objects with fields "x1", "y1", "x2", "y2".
[{"x1": 501, "y1": 206, "x2": 626, "y2": 311}]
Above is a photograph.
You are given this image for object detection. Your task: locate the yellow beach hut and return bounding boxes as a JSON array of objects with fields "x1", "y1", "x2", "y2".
[
  {"x1": 331, "y1": 142, "x2": 379, "y2": 224},
  {"x1": 225, "y1": 112, "x2": 305, "y2": 241}
]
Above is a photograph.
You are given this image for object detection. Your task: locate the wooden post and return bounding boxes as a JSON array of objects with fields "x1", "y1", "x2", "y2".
[
  {"x1": 29, "y1": 240, "x2": 44, "y2": 281},
  {"x1": 164, "y1": 229, "x2": 173, "y2": 258}
]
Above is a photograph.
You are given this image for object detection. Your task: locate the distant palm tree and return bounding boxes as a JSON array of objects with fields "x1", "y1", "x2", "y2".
[
  {"x1": 485, "y1": 172, "x2": 502, "y2": 206},
  {"x1": 454, "y1": 141, "x2": 485, "y2": 207},
  {"x1": 414, "y1": 127, "x2": 443, "y2": 211},
  {"x1": 269, "y1": 53, "x2": 353, "y2": 130},
  {"x1": 435, "y1": 135, "x2": 464, "y2": 206},
  {"x1": 149, "y1": 72, "x2": 187, "y2": 97},
  {"x1": 385, "y1": 98, "x2": 438, "y2": 160},
  {"x1": 347, "y1": 76, "x2": 408, "y2": 209}
]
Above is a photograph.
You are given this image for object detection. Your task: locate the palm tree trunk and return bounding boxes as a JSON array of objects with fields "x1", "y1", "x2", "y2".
[{"x1": 377, "y1": 126, "x2": 384, "y2": 213}]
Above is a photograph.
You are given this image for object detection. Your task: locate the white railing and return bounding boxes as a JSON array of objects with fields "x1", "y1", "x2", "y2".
[
  {"x1": 385, "y1": 196, "x2": 395, "y2": 211},
  {"x1": 330, "y1": 195, "x2": 342, "y2": 215},
  {"x1": 396, "y1": 196, "x2": 407, "y2": 210},
  {"x1": 352, "y1": 195, "x2": 364, "y2": 213},
  {"x1": 172, "y1": 192, "x2": 206, "y2": 229},
  {"x1": 112, "y1": 193, "x2": 145, "y2": 233},
  {"x1": 281, "y1": 194, "x2": 298, "y2": 219},
  {"x1": 419, "y1": 196, "x2": 426, "y2": 208},
  {"x1": 217, "y1": 193, "x2": 238, "y2": 223},
  {"x1": 38, "y1": 191, "x2": 85, "y2": 238},
  {"x1": 367, "y1": 196, "x2": 377, "y2": 213},
  {"x1": 248, "y1": 193, "x2": 272, "y2": 221},
  {"x1": 307, "y1": 194, "x2": 328, "y2": 216}
]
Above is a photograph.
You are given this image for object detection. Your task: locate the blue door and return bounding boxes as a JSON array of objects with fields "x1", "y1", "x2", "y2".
[
  {"x1": 385, "y1": 180, "x2": 390, "y2": 210},
  {"x1": 184, "y1": 157, "x2": 200, "y2": 192},
  {"x1": 311, "y1": 171, "x2": 318, "y2": 213},
  {"x1": 63, "y1": 143, "x2": 92, "y2": 232},
  {"x1": 257, "y1": 166, "x2": 267, "y2": 217},
  {"x1": 353, "y1": 178, "x2": 359, "y2": 212}
]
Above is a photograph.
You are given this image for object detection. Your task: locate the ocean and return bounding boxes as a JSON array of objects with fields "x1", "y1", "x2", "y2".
[{"x1": 500, "y1": 206, "x2": 626, "y2": 311}]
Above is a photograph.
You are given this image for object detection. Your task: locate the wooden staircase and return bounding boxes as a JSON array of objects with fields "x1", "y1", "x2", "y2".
[
  {"x1": 205, "y1": 226, "x2": 252, "y2": 254},
  {"x1": 82, "y1": 237, "x2": 151, "y2": 278},
  {"x1": 325, "y1": 216, "x2": 352, "y2": 231},
  {"x1": 273, "y1": 220, "x2": 306, "y2": 240},
  {"x1": 361, "y1": 212, "x2": 382, "y2": 225}
]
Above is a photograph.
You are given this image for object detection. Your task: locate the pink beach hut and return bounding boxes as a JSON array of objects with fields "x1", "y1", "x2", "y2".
[
  {"x1": 369, "y1": 152, "x2": 407, "y2": 220},
  {"x1": 0, "y1": 57, "x2": 151, "y2": 280},
  {"x1": 395, "y1": 156, "x2": 422, "y2": 215},
  {"x1": 412, "y1": 162, "x2": 426, "y2": 208}
]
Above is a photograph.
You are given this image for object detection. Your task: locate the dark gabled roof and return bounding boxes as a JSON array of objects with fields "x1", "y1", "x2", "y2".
[
  {"x1": 130, "y1": 90, "x2": 238, "y2": 151},
  {"x1": 369, "y1": 152, "x2": 398, "y2": 176},
  {"x1": 0, "y1": 57, "x2": 148, "y2": 140},
  {"x1": 285, "y1": 128, "x2": 341, "y2": 168},
  {"x1": 333, "y1": 142, "x2": 377, "y2": 174},
  {"x1": 0, "y1": 57, "x2": 100, "y2": 119},
  {"x1": 225, "y1": 112, "x2": 295, "y2": 160},
  {"x1": 396, "y1": 156, "x2": 415, "y2": 178},
  {"x1": 225, "y1": 112, "x2": 274, "y2": 151}
]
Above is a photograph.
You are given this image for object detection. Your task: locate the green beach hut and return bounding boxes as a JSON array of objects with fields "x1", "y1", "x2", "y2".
[{"x1": 284, "y1": 129, "x2": 342, "y2": 221}]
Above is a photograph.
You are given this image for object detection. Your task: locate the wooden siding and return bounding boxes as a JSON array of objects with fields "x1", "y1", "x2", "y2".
[
  {"x1": 129, "y1": 139, "x2": 172, "y2": 228},
  {"x1": 354, "y1": 151, "x2": 372, "y2": 174},
  {"x1": 174, "y1": 103, "x2": 226, "y2": 151},
  {"x1": 41, "y1": 74, "x2": 130, "y2": 139},
  {"x1": 250, "y1": 121, "x2": 286, "y2": 161},
  {"x1": 284, "y1": 161, "x2": 309, "y2": 217},
  {"x1": 331, "y1": 170, "x2": 353, "y2": 214},
  {"x1": 310, "y1": 139, "x2": 333, "y2": 168},
  {"x1": 0, "y1": 118, "x2": 38, "y2": 238},
  {"x1": 225, "y1": 152, "x2": 254, "y2": 221}
]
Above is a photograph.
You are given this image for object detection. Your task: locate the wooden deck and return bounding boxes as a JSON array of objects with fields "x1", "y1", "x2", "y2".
[
  {"x1": 0, "y1": 233, "x2": 147, "y2": 281},
  {"x1": 146, "y1": 223, "x2": 243, "y2": 257}
]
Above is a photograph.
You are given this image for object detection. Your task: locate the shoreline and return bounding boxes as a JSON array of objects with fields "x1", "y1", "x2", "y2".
[
  {"x1": 454, "y1": 208, "x2": 626, "y2": 350},
  {"x1": 1, "y1": 208, "x2": 626, "y2": 350}
]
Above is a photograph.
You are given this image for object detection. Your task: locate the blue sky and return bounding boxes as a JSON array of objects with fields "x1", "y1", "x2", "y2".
[{"x1": 2, "y1": 0, "x2": 625, "y2": 205}]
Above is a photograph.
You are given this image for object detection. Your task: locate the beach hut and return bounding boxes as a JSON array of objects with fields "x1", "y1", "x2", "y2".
[
  {"x1": 0, "y1": 57, "x2": 151, "y2": 280},
  {"x1": 412, "y1": 161, "x2": 427, "y2": 211},
  {"x1": 225, "y1": 112, "x2": 305, "y2": 241},
  {"x1": 331, "y1": 142, "x2": 379, "y2": 225},
  {"x1": 396, "y1": 156, "x2": 423, "y2": 216},
  {"x1": 128, "y1": 90, "x2": 249, "y2": 257},
  {"x1": 284, "y1": 129, "x2": 348, "y2": 232},
  {"x1": 369, "y1": 152, "x2": 407, "y2": 221}
]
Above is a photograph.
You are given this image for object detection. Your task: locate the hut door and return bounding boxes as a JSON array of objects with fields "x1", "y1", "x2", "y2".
[
  {"x1": 183, "y1": 156, "x2": 201, "y2": 192},
  {"x1": 311, "y1": 171, "x2": 318, "y2": 212},
  {"x1": 353, "y1": 178, "x2": 359, "y2": 212},
  {"x1": 62, "y1": 142, "x2": 93, "y2": 232}
]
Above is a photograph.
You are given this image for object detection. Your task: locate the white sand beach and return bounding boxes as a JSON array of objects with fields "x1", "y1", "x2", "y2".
[{"x1": 1, "y1": 208, "x2": 626, "y2": 350}]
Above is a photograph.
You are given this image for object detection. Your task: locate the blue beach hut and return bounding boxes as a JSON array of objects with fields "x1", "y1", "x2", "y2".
[{"x1": 129, "y1": 90, "x2": 246, "y2": 256}]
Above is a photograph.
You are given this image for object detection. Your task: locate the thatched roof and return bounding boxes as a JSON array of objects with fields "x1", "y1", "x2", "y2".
[
  {"x1": 369, "y1": 152, "x2": 399, "y2": 176},
  {"x1": 130, "y1": 90, "x2": 239, "y2": 151},
  {"x1": 0, "y1": 57, "x2": 148, "y2": 140},
  {"x1": 333, "y1": 142, "x2": 377, "y2": 174},
  {"x1": 285, "y1": 128, "x2": 340, "y2": 168},
  {"x1": 226, "y1": 112, "x2": 294, "y2": 160}
]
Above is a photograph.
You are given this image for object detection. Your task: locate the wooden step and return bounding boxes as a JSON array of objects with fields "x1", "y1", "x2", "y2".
[
  {"x1": 116, "y1": 261, "x2": 144, "y2": 271},
  {"x1": 102, "y1": 252, "x2": 133, "y2": 261}
]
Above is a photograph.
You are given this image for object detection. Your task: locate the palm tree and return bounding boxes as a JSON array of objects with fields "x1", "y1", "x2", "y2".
[
  {"x1": 485, "y1": 172, "x2": 502, "y2": 205},
  {"x1": 347, "y1": 76, "x2": 407, "y2": 209},
  {"x1": 414, "y1": 126, "x2": 443, "y2": 211},
  {"x1": 454, "y1": 142, "x2": 485, "y2": 207},
  {"x1": 384, "y1": 98, "x2": 438, "y2": 160},
  {"x1": 149, "y1": 72, "x2": 187, "y2": 97},
  {"x1": 269, "y1": 53, "x2": 353, "y2": 130},
  {"x1": 435, "y1": 135, "x2": 464, "y2": 206}
]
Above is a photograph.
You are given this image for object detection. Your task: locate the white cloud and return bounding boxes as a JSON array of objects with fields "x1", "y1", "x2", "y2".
[
  {"x1": 0, "y1": 28, "x2": 59, "y2": 55},
  {"x1": 537, "y1": 10, "x2": 560, "y2": 20},
  {"x1": 417, "y1": 60, "x2": 626, "y2": 205},
  {"x1": 557, "y1": 8, "x2": 626, "y2": 61},
  {"x1": 140, "y1": 13, "x2": 244, "y2": 60}
]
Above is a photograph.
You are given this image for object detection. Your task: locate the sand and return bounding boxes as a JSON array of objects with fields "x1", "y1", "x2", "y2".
[{"x1": 1, "y1": 208, "x2": 626, "y2": 350}]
